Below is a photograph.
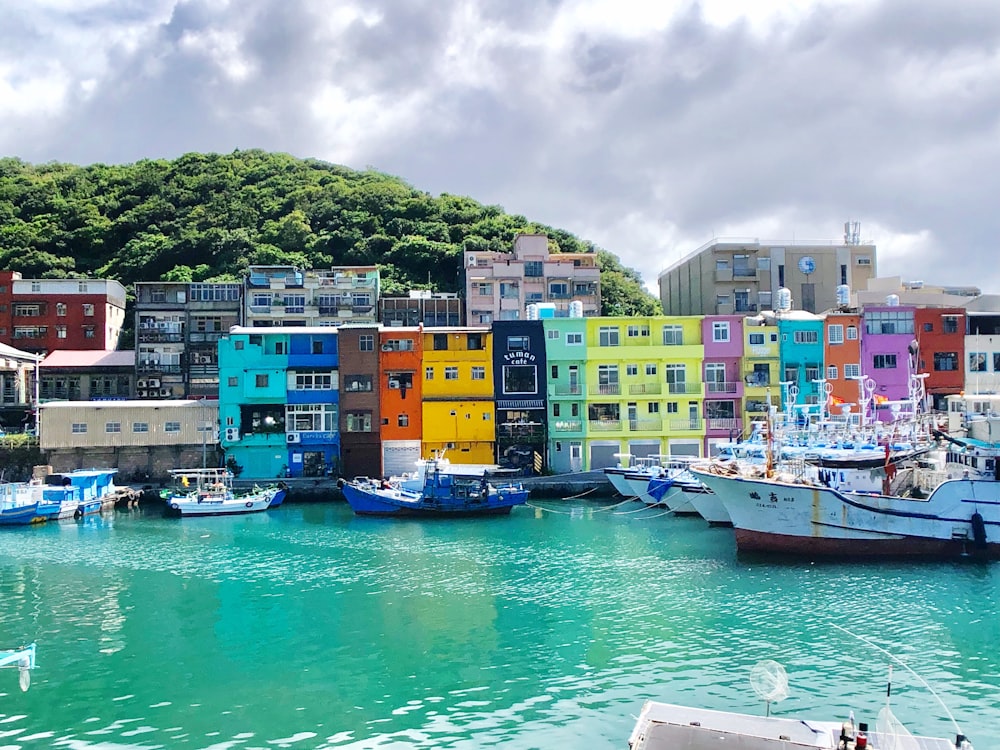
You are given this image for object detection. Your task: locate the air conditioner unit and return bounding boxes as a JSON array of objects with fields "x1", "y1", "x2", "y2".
[
  {"x1": 136, "y1": 379, "x2": 148, "y2": 389},
  {"x1": 388, "y1": 379, "x2": 400, "y2": 389},
  {"x1": 148, "y1": 378, "x2": 160, "y2": 388},
  {"x1": 159, "y1": 388, "x2": 171, "y2": 397},
  {"x1": 286, "y1": 432, "x2": 301, "y2": 444},
  {"x1": 225, "y1": 427, "x2": 240, "y2": 442},
  {"x1": 381, "y1": 344, "x2": 393, "y2": 352},
  {"x1": 136, "y1": 389, "x2": 147, "y2": 398}
]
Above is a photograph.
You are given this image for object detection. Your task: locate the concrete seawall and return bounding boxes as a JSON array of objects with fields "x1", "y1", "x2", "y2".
[{"x1": 518, "y1": 470, "x2": 613, "y2": 498}]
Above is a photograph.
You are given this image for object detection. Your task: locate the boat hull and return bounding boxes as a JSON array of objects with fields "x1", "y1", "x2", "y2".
[
  {"x1": 603, "y1": 468, "x2": 636, "y2": 497},
  {"x1": 342, "y1": 482, "x2": 527, "y2": 517},
  {"x1": 693, "y1": 465, "x2": 1000, "y2": 558},
  {"x1": 684, "y1": 487, "x2": 731, "y2": 526},
  {"x1": 0, "y1": 503, "x2": 41, "y2": 526}
]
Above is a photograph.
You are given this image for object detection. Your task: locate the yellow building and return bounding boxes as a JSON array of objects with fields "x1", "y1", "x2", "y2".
[{"x1": 421, "y1": 327, "x2": 495, "y2": 463}]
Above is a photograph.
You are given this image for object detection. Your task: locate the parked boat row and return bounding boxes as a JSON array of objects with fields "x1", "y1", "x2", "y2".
[{"x1": 0, "y1": 469, "x2": 134, "y2": 526}]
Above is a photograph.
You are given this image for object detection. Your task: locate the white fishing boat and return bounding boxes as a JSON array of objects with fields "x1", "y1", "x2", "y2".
[
  {"x1": 603, "y1": 453, "x2": 638, "y2": 498},
  {"x1": 162, "y1": 468, "x2": 287, "y2": 517}
]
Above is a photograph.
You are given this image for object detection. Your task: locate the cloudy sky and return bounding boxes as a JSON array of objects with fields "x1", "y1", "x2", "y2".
[{"x1": 3, "y1": 0, "x2": 999, "y2": 294}]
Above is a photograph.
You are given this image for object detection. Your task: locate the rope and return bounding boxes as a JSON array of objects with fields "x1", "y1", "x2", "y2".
[
  {"x1": 561, "y1": 486, "x2": 600, "y2": 500},
  {"x1": 526, "y1": 495, "x2": 634, "y2": 515}
]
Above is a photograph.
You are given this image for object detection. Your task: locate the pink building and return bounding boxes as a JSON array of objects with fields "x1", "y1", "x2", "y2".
[
  {"x1": 860, "y1": 305, "x2": 916, "y2": 421},
  {"x1": 702, "y1": 315, "x2": 745, "y2": 453}
]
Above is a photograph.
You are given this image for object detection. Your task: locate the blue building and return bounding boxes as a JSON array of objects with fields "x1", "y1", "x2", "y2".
[
  {"x1": 492, "y1": 320, "x2": 548, "y2": 472},
  {"x1": 218, "y1": 326, "x2": 340, "y2": 479},
  {"x1": 775, "y1": 311, "x2": 826, "y2": 414}
]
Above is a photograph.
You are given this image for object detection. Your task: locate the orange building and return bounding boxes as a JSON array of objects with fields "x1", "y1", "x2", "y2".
[
  {"x1": 915, "y1": 308, "x2": 965, "y2": 410},
  {"x1": 823, "y1": 311, "x2": 862, "y2": 412},
  {"x1": 378, "y1": 327, "x2": 424, "y2": 477}
]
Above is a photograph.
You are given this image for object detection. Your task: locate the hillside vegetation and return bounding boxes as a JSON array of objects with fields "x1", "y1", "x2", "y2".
[{"x1": 0, "y1": 150, "x2": 660, "y2": 316}]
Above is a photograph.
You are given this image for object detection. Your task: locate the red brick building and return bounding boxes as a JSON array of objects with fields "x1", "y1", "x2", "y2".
[
  {"x1": 0, "y1": 272, "x2": 127, "y2": 354},
  {"x1": 915, "y1": 307, "x2": 965, "y2": 410}
]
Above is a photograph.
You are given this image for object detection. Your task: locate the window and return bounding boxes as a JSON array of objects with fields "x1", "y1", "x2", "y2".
[
  {"x1": 793, "y1": 330, "x2": 818, "y2": 344},
  {"x1": 784, "y1": 366, "x2": 799, "y2": 382},
  {"x1": 648, "y1": 402, "x2": 660, "y2": 414},
  {"x1": 133, "y1": 422, "x2": 149, "y2": 433},
  {"x1": 570, "y1": 403, "x2": 579, "y2": 417},
  {"x1": 828, "y1": 325, "x2": 844, "y2": 344},
  {"x1": 72, "y1": 423, "x2": 87, "y2": 434},
  {"x1": 874, "y1": 354, "x2": 898, "y2": 369},
  {"x1": 524, "y1": 260, "x2": 543, "y2": 277},
  {"x1": 56, "y1": 326, "x2": 67, "y2": 339},
  {"x1": 471, "y1": 366, "x2": 486, "y2": 380},
  {"x1": 551, "y1": 365, "x2": 559, "y2": 379},
  {"x1": 716, "y1": 295, "x2": 730, "y2": 306},
  {"x1": 844, "y1": 364, "x2": 861, "y2": 378},
  {"x1": 661, "y1": 325, "x2": 683, "y2": 345},
  {"x1": 190, "y1": 283, "x2": 240, "y2": 302},
  {"x1": 827, "y1": 365, "x2": 838, "y2": 379},
  {"x1": 943, "y1": 316, "x2": 960, "y2": 334},
  {"x1": 758, "y1": 291, "x2": 772, "y2": 309},
  {"x1": 433, "y1": 333, "x2": 448, "y2": 351},
  {"x1": 255, "y1": 374, "x2": 270, "y2": 388},
  {"x1": 748, "y1": 333, "x2": 765, "y2": 345},
  {"x1": 425, "y1": 367, "x2": 434, "y2": 380},
  {"x1": 665, "y1": 364, "x2": 686, "y2": 393},
  {"x1": 235, "y1": 340, "x2": 245, "y2": 350},
  {"x1": 934, "y1": 352, "x2": 958, "y2": 371},
  {"x1": 865, "y1": 311, "x2": 914, "y2": 335},
  {"x1": 360, "y1": 335, "x2": 374, "y2": 351},
  {"x1": 83, "y1": 326, "x2": 96, "y2": 339},
  {"x1": 228, "y1": 376, "x2": 238, "y2": 387},
  {"x1": 31, "y1": 281, "x2": 41, "y2": 292},
  {"x1": 483, "y1": 412, "x2": 491, "y2": 421},
  {"x1": 969, "y1": 353, "x2": 987, "y2": 373},
  {"x1": 805, "y1": 366, "x2": 819, "y2": 382},
  {"x1": 598, "y1": 326, "x2": 619, "y2": 347},
  {"x1": 499, "y1": 282, "x2": 519, "y2": 299},
  {"x1": 547, "y1": 329, "x2": 560, "y2": 340},
  {"x1": 626, "y1": 364, "x2": 638, "y2": 376},
  {"x1": 346, "y1": 412, "x2": 372, "y2": 432},
  {"x1": 627, "y1": 324, "x2": 649, "y2": 337},
  {"x1": 566, "y1": 332, "x2": 583, "y2": 345},
  {"x1": 105, "y1": 422, "x2": 122, "y2": 434},
  {"x1": 856, "y1": 256, "x2": 872, "y2": 266},
  {"x1": 344, "y1": 375, "x2": 373, "y2": 392},
  {"x1": 705, "y1": 363, "x2": 726, "y2": 388},
  {"x1": 467, "y1": 333, "x2": 483, "y2": 350},
  {"x1": 475, "y1": 282, "x2": 493, "y2": 296},
  {"x1": 381, "y1": 338, "x2": 414, "y2": 351},
  {"x1": 552, "y1": 403, "x2": 561, "y2": 417},
  {"x1": 716, "y1": 259, "x2": 730, "y2": 270},
  {"x1": 712, "y1": 321, "x2": 730, "y2": 342},
  {"x1": 507, "y1": 335, "x2": 529, "y2": 351},
  {"x1": 922, "y1": 323, "x2": 934, "y2": 333},
  {"x1": 83, "y1": 304, "x2": 95, "y2": 316},
  {"x1": 503, "y1": 365, "x2": 537, "y2": 394},
  {"x1": 285, "y1": 403, "x2": 336, "y2": 432},
  {"x1": 597, "y1": 365, "x2": 619, "y2": 392},
  {"x1": 398, "y1": 414, "x2": 409, "y2": 427},
  {"x1": 645, "y1": 364, "x2": 657, "y2": 376},
  {"x1": 444, "y1": 367, "x2": 458, "y2": 380},
  {"x1": 549, "y1": 282, "x2": 569, "y2": 298},
  {"x1": 847, "y1": 326, "x2": 858, "y2": 340},
  {"x1": 56, "y1": 303, "x2": 67, "y2": 316},
  {"x1": 666, "y1": 402, "x2": 678, "y2": 414},
  {"x1": 165, "y1": 422, "x2": 181, "y2": 433}
]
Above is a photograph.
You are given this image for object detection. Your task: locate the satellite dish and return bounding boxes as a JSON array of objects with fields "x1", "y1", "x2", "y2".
[{"x1": 750, "y1": 659, "x2": 789, "y2": 715}]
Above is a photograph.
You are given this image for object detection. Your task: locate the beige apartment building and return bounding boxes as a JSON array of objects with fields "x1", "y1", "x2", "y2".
[
  {"x1": 464, "y1": 234, "x2": 601, "y2": 324},
  {"x1": 658, "y1": 237, "x2": 877, "y2": 315}
]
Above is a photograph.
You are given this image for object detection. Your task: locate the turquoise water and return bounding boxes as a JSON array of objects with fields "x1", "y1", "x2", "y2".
[{"x1": 1, "y1": 499, "x2": 998, "y2": 750}]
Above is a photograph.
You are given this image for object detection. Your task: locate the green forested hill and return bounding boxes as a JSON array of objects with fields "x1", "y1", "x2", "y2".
[{"x1": 0, "y1": 150, "x2": 660, "y2": 316}]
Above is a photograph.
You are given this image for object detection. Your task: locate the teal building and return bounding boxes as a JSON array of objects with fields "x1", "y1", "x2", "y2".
[
  {"x1": 218, "y1": 326, "x2": 340, "y2": 479},
  {"x1": 542, "y1": 318, "x2": 588, "y2": 473},
  {"x1": 775, "y1": 311, "x2": 825, "y2": 414}
]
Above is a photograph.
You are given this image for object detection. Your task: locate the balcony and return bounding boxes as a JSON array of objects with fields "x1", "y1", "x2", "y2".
[
  {"x1": 744, "y1": 373, "x2": 771, "y2": 387},
  {"x1": 589, "y1": 384, "x2": 621, "y2": 396},
  {"x1": 497, "y1": 423, "x2": 545, "y2": 440},
  {"x1": 551, "y1": 420, "x2": 584, "y2": 433},
  {"x1": 189, "y1": 332, "x2": 224, "y2": 343},
  {"x1": 138, "y1": 331, "x2": 184, "y2": 343},
  {"x1": 734, "y1": 303, "x2": 758, "y2": 313},
  {"x1": 628, "y1": 418, "x2": 663, "y2": 432},
  {"x1": 137, "y1": 361, "x2": 183, "y2": 374},
  {"x1": 707, "y1": 381, "x2": 738, "y2": 394},
  {"x1": 551, "y1": 384, "x2": 582, "y2": 396},
  {"x1": 588, "y1": 420, "x2": 622, "y2": 432},
  {"x1": 707, "y1": 418, "x2": 742, "y2": 431},
  {"x1": 669, "y1": 419, "x2": 703, "y2": 431},
  {"x1": 666, "y1": 382, "x2": 702, "y2": 395},
  {"x1": 629, "y1": 382, "x2": 662, "y2": 396}
]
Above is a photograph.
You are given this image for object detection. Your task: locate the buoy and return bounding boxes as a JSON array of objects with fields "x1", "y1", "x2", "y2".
[
  {"x1": 73, "y1": 507, "x2": 83, "y2": 520},
  {"x1": 971, "y1": 511, "x2": 987, "y2": 549},
  {"x1": 245, "y1": 501, "x2": 253, "y2": 508}
]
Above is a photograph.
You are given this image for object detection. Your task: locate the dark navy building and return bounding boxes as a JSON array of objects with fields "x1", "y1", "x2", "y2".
[{"x1": 491, "y1": 321, "x2": 548, "y2": 473}]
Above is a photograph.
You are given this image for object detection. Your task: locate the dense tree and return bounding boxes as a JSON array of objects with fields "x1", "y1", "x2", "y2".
[{"x1": 0, "y1": 150, "x2": 661, "y2": 316}]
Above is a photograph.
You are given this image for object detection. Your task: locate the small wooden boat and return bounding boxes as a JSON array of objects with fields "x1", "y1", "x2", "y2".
[
  {"x1": 162, "y1": 468, "x2": 287, "y2": 517},
  {"x1": 341, "y1": 458, "x2": 528, "y2": 517}
]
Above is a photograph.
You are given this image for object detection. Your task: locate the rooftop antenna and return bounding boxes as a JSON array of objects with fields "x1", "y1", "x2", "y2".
[{"x1": 844, "y1": 221, "x2": 861, "y2": 245}]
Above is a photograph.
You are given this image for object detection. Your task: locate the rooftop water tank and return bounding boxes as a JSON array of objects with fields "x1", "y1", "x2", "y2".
[
  {"x1": 526, "y1": 304, "x2": 539, "y2": 320},
  {"x1": 836, "y1": 284, "x2": 851, "y2": 307},
  {"x1": 569, "y1": 300, "x2": 584, "y2": 318},
  {"x1": 776, "y1": 287, "x2": 793, "y2": 311},
  {"x1": 886, "y1": 294, "x2": 900, "y2": 307}
]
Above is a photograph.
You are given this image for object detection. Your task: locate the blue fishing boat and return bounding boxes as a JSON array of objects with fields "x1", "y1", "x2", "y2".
[
  {"x1": 341, "y1": 459, "x2": 528, "y2": 517},
  {"x1": 0, "y1": 482, "x2": 42, "y2": 526},
  {"x1": 0, "y1": 643, "x2": 36, "y2": 691},
  {"x1": 35, "y1": 469, "x2": 120, "y2": 521}
]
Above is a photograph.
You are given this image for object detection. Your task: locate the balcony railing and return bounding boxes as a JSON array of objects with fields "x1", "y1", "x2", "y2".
[
  {"x1": 589, "y1": 384, "x2": 621, "y2": 396},
  {"x1": 629, "y1": 382, "x2": 662, "y2": 395},
  {"x1": 707, "y1": 381, "x2": 738, "y2": 394},
  {"x1": 552, "y1": 384, "x2": 582, "y2": 396},
  {"x1": 137, "y1": 362, "x2": 183, "y2": 374},
  {"x1": 734, "y1": 303, "x2": 758, "y2": 313},
  {"x1": 628, "y1": 419, "x2": 663, "y2": 432},
  {"x1": 707, "y1": 418, "x2": 742, "y2": 431},
  {"x1": 189, "y1": 332, "x2": 225, "y2": 343},
  {"x1": 138, "y1": 332, "x2": 184, "y2": 343},
  {"x1": 669, "y1": 419, "x2": 703, "y2": 431},
  {"x1": 551, "y1": 420, "x2": 584, "y2": 433},
  {"x1": 497, "y1": 423, "x2": 545, "y2": 440},
  {"x1": 589, "y1": 420, "x2": 622, "y2": 432},
  {"x1": 666, "y1": 382, "x2": 701, "y2": 394}
]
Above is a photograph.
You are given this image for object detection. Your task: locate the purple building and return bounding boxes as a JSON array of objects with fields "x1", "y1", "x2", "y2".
[
  {"x1": 702, "y1": 315, "x2": 744, "y2": 453},
  {"x1": 861, "y1": 304, "x2": 916, "y2": 421}
]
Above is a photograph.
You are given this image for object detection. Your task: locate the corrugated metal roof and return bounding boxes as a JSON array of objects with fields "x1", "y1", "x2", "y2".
[
  {"x1": 40, "y1": 350, "x2": 135, "y2": 368},
  {"x1": 39, "y1": 399, "x2": 218, "y2": 409},
  {"x1": 0, "y1": 342, "x2": 43, "y2": 362}
]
